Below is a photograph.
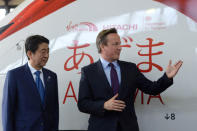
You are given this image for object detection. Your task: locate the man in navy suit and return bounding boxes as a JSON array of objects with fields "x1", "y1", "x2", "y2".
[
  {"x1": 2, "y1": 35, "x2": 59, "y2": 131},
  {"x1": 77, "y1": 28, "x2": 183, "y2": 131}
]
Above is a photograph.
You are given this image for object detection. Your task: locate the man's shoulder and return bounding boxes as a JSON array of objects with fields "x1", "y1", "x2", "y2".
[
  {"x1": 43, "y1": 68, "x2": 57, "y2": 76},
  {"x1": 8, "y1": 64, "x2": 26, "y2": 74},
  {"x1": 83, "y1": 60, "x2": 137, "y2": 68},
  {"x1": 118, "y1": 60, "x2": 136, "y2": 67},
  {"x1": 81, "y1": 61, "x2": 100, "y2": 70}
]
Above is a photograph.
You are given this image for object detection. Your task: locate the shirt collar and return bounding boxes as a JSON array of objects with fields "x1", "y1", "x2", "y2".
[
  {"x1": 28, "y1": 61, "x2": 43, "y2": 74},
  {"x1": 100, "y1": 56, "x2": 119, "y2": 69}
]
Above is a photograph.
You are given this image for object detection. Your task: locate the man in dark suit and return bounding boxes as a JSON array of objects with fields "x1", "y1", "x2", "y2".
[
  {"x1": 2, "y1": 35, "x2": 59, "y2": 131},
  {"x1": 77, "y1": 28, "x2": 183, "y2": 131}
]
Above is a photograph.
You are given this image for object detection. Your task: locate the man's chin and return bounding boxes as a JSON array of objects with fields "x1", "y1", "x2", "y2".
[
  {"x1": 116, "y1": 56, "x2": 120, "y2": 60},
  {"x1": 39, "y1": 63, "x2": 46, "y2": 68},
  {"x1": 112, "y1": 58, "x2": 119, "y2": 61}
]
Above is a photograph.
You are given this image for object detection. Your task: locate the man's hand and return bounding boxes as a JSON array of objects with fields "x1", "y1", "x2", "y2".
[
  {"x1": 104, "y1": 94, "x2": 126, "y2": 112},
  {"x1": 166, "y1": 60, "x2": 183, "y2": 78}
]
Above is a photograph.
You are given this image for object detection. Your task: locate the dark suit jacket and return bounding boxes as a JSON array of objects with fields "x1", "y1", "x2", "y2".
[
  {"x1": 2, "y1": 63, "x2": 59, "y2": 131},
  {"x1": 78, "y1": 60, "x2": 173, "y2": 131}
]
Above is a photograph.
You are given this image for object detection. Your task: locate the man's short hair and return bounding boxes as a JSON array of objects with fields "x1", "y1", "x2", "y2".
[
  {"x1": 96, "y1": 28, "x2": 117, "y2": 53},
  {"x1": 25, "y1": 35, "x2": 49, "y2": 59}
]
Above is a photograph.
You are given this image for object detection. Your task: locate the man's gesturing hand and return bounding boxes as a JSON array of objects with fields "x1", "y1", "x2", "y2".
[{"x1": 104, "y1": 94, "x2": 126, "y2": 112}]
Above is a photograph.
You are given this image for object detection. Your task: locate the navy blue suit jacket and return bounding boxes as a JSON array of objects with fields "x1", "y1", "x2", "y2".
[
  {"x1": 78, "y1": 60, "x2": 173, "y2": 131},
  {"x1": 2, "y1": 63, "x2": 59, "y2": 131}
]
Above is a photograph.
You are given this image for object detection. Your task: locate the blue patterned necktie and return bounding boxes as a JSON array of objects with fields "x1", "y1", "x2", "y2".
[
  {"x1": 109, "y1": 63, "x2": 119, "y2": 94},
  {"x1": 34, "y1": 71, "x2": 45, "y2": 104}
]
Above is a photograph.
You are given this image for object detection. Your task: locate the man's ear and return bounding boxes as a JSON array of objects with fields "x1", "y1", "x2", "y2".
[
  {"x1": 100, "y1": 44, "x2": 105, "y2": 51},
  {"x1": 27, "y1": 51, "x2": 32, "y2": 60}
]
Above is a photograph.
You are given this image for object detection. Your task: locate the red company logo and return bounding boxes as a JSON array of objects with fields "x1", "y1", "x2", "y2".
[
  {"x1": 66, "y1": 21, "x2": 98, "y2": 32},
  {"x1": 145, "y1": 16, "x2": 152, "y2": 21},
  {"x1": 103, "y1": 24, "x2": 138, "y2": 31},
  {"x1": 144, "y1": 16, "x2": 166, "y2": 30}
]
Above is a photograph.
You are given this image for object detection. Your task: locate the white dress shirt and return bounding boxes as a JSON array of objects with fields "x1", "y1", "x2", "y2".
[
  {"x1": 28, "y1": 62, "x2": 45, "y2": 88},
  {"x1": 100, "y1": 56, "x2": 121, "y2": 86}
]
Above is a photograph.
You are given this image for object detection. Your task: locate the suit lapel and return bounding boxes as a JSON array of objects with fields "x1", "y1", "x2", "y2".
[
  {"x1": 118, "y1": 60, "x2": 127, "y2": 97},
  {"x1": 42, "y1": 68, "x2": 49, "y2": 106},
  {"x1": 24, "y1": 63, "x2": 43, "y2": 106},
  {"x1": 96, "y1": 60, "x2": 114, "y2": 95}
]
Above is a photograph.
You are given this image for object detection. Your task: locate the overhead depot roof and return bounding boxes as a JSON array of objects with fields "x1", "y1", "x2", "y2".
[{"x1": 0, "y1": 0, "x2": 24, "y2": 7}]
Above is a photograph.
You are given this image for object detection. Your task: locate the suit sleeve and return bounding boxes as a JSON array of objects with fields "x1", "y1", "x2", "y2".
[
  {"x1": 134, "y1": 65, "x2": 173, "y2": 95},
  {"x1": 77, "y1": 67, "x2": 105, "y2": 116},
  {"x1": 2, "y1": 71, "x2": 17, "y2": 131},
  {"x1": 53, "y1": 73, "x2": 59, "y2": 130}
]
